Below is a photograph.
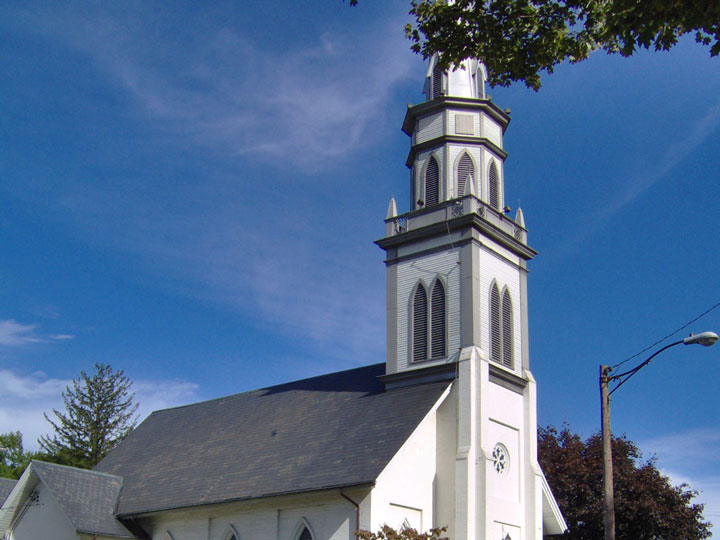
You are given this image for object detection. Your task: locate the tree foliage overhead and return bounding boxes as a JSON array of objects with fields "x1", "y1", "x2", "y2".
[
  {"x1": 349, "y1": 0, "x2": 720, "y2": 90},
  {"x1": 39, "y1": 363, "x2": 139, "y2": 469},
  {"x1": 538, "y1": 425, "x2": 711, "y2": 540}
]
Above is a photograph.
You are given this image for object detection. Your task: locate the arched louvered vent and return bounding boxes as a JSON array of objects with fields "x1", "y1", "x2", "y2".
[
  {"x1": 426, "y1": 157, "x2": 439, "y2": 206},
  {"x1": 489, "y1": 161, "x2": 499, "y2": 209},
  {"x1": 413, "y1": 284, "x2": 428, "y2": 362},
  {"x1": 432, "y1": 62, "x2": 443, "y2": 99},
  {"x1": 430, "y1": 280, "x2": 446, "y2": 358},
  {"x1": 457, "y1": 153, "x2": 474, "y2": 197},
  {"x1": 411, "y1": 165, "x2": 416, "y2": 208},
  {"x1": 502, "y1": 288, "x2": 514, "y2": 368},
  {"x1": 490, "y1": 283, "x2": 501, "y2": 363}
]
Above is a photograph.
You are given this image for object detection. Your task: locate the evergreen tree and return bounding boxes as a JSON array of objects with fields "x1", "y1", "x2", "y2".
[
  {"x1": 39, "y1": 363, "x2": 139, "y2": 469},
  {"x1": 538, "y1": 425, "x2": 711, "y2": 540}
]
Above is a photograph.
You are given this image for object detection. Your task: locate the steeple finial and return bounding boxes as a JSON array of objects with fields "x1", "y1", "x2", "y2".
[
  {"x1": 424, "y1": 54, "x2": 487, "y2": 101},
  {"x1": 386, "y1": 197, "x2": 398, "y2": 219}
]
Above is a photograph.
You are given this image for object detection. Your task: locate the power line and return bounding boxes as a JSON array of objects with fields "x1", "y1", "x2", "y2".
[{"x1": 612, "y1": 301, "x2": 720, "y2": 370}]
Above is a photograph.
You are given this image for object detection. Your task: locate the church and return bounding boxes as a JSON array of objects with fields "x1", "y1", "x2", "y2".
[{"x1": 0, "y1": 56, "x2": 566, "y2": 540}]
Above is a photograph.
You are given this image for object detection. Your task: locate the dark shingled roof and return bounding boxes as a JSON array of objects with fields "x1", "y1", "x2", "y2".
[
  {"x1": 0, "y1": 478, "x2": 16, "y2": 506},
  {"x1": 32, "y1": 461, "x2": 135, "y2": 538},
  {"x1": 95, "y1": 363, "x2": 451, "y2": 516}
]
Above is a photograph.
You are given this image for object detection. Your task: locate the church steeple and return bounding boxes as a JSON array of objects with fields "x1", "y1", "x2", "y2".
[
  {"x1": 378, "y1": 55, "x2": 535, "y2": 378},
  {"x1": 402, "y1": 55, "x2": 510, "y2": 212},
  {"x1": 375, "y1": 57, "x2": 566, "y2": 540}
]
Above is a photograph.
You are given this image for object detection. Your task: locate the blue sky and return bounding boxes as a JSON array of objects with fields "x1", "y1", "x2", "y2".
[{"x1": 2, "y1": 0, "x2": 719, "y2": 532}]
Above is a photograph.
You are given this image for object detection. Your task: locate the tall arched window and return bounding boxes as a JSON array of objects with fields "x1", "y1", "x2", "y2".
[
  {"x1": 501, "y1": 288, "x2": 514, "y2": 368},
  {"x1": 413, "y1": 284, "x2": 428, "y2": 362},
  {"x1": 489, "y1": 282, "x2": 502, "y2": 363},
  {"x1": 425, "y1": 156, "x2": 440, "y2": 206},
  {"x1": 221, "y1": 526, "x2": 240, "y2": 540},
  {"x1": 457, "y1": 152, "x2": 474, "y2": 197},
  {"x1": 432, "y1": 62, "x2": 443, "y2": 99},
  {"x1": 488, "y1": 160, "x2": 500, "y2": 209},
  {"x1": 298, "y1": 528, "x2": 313, "y2": 540},
  {"x1": 430, "y1": 280, "x2": 446, "y2": 358}
]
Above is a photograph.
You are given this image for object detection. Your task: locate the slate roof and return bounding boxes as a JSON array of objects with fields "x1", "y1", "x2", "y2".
[
  {"x1": 0, "y1": 478, "x2": 16, "y2": 506},
  {"x1": 95, "y1": 363, "x2": 452, "y2": 516},
  {"x1": 31, "y1": 461, "x2": 135, "y2": 538}
]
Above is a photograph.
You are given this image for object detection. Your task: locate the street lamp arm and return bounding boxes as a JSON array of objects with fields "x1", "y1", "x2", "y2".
[
  {"x1": 600, "y1": 330, "x2": 717, "y2": 540},
  {"x1": 607, "y1": 339, "x2": 683, "y2": 395}
]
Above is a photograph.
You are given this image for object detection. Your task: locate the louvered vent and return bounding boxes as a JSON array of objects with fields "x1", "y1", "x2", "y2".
[
  {"x1": 413, "y1": 284, "x2": 428, "y2": 362},
  {"x1": 489, "y1": 161, "x2": 499, "y2": 209},
  {"x1": 457, "y1": 153, "x2": 474, "y2": 198},
  {"x1": 432, "y1": 62, "x2": 443, "y2": 99},
  {"x1": 502, "y1": 289, "x2": 514, "y2": 368},
  {"x1": 490, "y1": 283, "x2": 501, "y2": 362},
  {"x1": 430, "y1": 280, "x2": 446, "y2": 358},
  {"x1": 426, "y1": 157, "x2": 439, "y2": 205}
]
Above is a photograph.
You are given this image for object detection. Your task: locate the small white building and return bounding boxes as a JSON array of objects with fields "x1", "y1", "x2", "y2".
[{"x1": 0, "y1": 56, "x2": 566, "y2": 540}]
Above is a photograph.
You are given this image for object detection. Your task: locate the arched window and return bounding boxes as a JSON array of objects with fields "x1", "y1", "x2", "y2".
[
  {"x1": 488, "y1": 160, "x2": 500, "y2": 209},
  {"x1": 501, "y1": 288, "x2": 514, "y2": 369},
  {"x1": 221, "y1": 526, "x2": 241, "y2": 540},
  {"x1": 298, "y1": 528, "x2": 313, "y2": 540},
  {"x1": 425, "y1": 156, "x2": 440, "y2": 206},
  {"x1": 413, "y1": 284, "x2": 428, "y2": 362},
  {"x1": 457, "y1": 152, "x2": 474, "y2": 197},
  {"x1": 489, "y1": 282, "x2": 502, "y2": 363},
  {"x1": 411, "y1": 165, "x2": 417, "y2": 208},
  {"x1": 432, "y1": 62, "x2": 443, "y2": 99},
  {"x1": 430, "y1": 280, "x2": 446, "y2": 358}
]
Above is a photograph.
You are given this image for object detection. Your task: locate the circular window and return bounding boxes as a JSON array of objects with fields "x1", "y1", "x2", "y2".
[{"x1": 492, "y1": 443, "x2": 509, "y2": 475}]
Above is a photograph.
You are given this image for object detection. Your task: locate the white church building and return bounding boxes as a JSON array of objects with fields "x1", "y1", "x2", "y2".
[{"x1": 0, "y1": 56, "x2": 566, "y2": 540}]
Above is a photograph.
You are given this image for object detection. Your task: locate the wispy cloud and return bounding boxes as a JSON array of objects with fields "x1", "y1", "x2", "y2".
[
  {"x1": 14, "y1": 5, "x2": 416, "y2": 170},
  {"x1": 0, "y1": 319, "x2": 75, "y2": 347},
  {"x1": 0, "y1": 369, "x2": 201, "y2": 451},
  {"x1": 0, "y1": 320, "x2": 42, "y2": 346},
  {"x1": 550, "y1": 100, "x2": 720, "y2": 260},
  {"x1": 640, "y1": 428, "x2": 720, "y2": 531},
  {"x1": 48, "y1": 333, "x2": 75, "y2": 341},
  {"x1": 3, "y1": 5, "x2": 396, "y2": 366}
]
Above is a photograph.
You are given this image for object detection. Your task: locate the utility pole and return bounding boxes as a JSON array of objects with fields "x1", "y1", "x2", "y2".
[{"x1": 600, "y1": 365, "x2": 615, "y2": 540}]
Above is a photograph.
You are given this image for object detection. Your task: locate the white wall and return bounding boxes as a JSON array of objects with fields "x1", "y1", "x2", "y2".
[
  {"x1": 140, "y1": 489, "x2": 365, "y2": 540},
  {"x1": 371, "y1": 387, "x2": 453, "y2": 533},
  {"x1": 10, "y1": 482, "x2": 77, "y2": 540}
]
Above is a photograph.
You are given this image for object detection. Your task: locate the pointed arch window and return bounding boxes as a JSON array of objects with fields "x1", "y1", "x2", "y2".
[
  {"x1": 488, "y1": 161, "x2": 500, "y2": 209},
  {"x1": 413, "y1": 284, "x2": 428, "y2": 362},
  {"x1": 297, "y1": 528, "x2": 313, "y2": 540},
  {"x1": 430, "y1": 280, "x2": 446, "y2": 358},
  {"x1": 489, "y1": 283, "x2": 514, "y2": 369},
  {"x1": 501, "y1": 288, "x2": 514, "y2": 369},
  {"x1": 457, "y1": 152, "x2": 474, "y2": 197},
  {"x1": 489, "y1": 283, "x2": 502, "y2": 363},
  {"x1": 432, "y1": 62, "x2": 443, "y2": 99},
  {"x1": 222, "y1": 526, "x2": 241, "y2": 540},
  {"x1": 425, "y1": 156, "x2": 439, "y2": 206}
]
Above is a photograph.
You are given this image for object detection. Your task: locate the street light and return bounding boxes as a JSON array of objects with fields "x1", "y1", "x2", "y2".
[{"x1": 599, "y1": 331, "x2": 718, "y2": 540}]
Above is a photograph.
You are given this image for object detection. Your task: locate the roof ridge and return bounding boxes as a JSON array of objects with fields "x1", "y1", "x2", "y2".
[
  {"x1": 146, "y1": 362, "x2": 385, "y2": 415},
  {"x1": 32, "y1": 460, "x2": 123, "y2": 480}
]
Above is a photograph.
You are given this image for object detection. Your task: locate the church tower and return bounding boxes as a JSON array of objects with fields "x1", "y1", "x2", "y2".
[{"x1": 376, "y1": 56, "x2": 565, "y2": 540}]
